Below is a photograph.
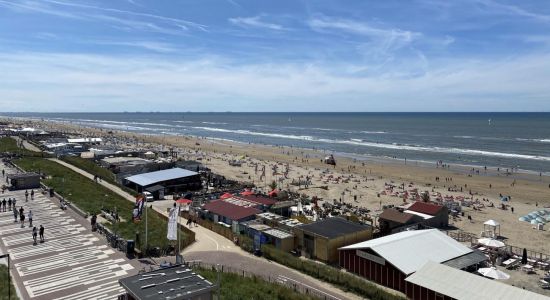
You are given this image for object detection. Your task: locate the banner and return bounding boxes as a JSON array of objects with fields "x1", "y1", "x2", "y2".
[{"x1": 167, "y1": 207, "x2": 178, "y2": 241}]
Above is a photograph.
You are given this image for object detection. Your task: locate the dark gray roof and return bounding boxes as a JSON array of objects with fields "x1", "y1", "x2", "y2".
[
  {"x1": 7, "y1": 173, "x2": 40, "y2": 179},
  {"x1": 297, "y1": 217, "x2": 371, "y2": 239},
  {"x1": 145, "y1": 184, "x2": 165, "y2": 192},
  {"x1": 119, "y1": 265, "x2": 214, "y2": 300},
  {"x1": 443, "y1": 249, "x2": 487, "y2": 270}
]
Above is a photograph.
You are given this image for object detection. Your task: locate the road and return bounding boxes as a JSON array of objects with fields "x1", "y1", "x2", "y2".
[{"x1": 48, "y1": 158, "x2": 361, "y2": 300}]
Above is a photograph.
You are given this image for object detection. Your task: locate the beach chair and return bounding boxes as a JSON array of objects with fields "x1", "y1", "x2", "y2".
[{"x1": 539, "y1": 280, "x2": 550, "y2": 289}]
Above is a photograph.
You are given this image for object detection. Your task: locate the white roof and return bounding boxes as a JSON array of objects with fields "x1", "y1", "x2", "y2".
[
  {"x1": 125, "y1": 168, "x2": 198, "y2": 186},
  {"x1": 263, "y1": 228, "x2": 293, "y2": 239},
  {"x1": 67, "y1": 138, "x2": 102, "y2": 143},
  {"x1": 484, "y1": 219, "x2": 500, "y2": 226},
  {"x1": 404, "y1": 210, "x2": 434, "y2": 220},
  {"x1": 406, "y1": 261, "x2": 549, "y2": 300},
  {"x1": 340, "y1": 229, "x2": 472, "y2": 275}
]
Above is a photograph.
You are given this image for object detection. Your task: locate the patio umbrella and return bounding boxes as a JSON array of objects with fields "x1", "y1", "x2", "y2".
[
  {"x1": 478, "y1": 238, "x2": 505, "y2": 248},
  {"x1": 220, "y1": 193, "x2": 233, "y2": 199},
  {"x1": 175, "y1": 199, "x2": 192, "y2": 205},
  {"x1": 477, "y1": 267, "x2": 510, "y2": 280}
]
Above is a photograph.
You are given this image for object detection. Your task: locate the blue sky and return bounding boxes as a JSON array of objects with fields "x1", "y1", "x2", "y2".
[{"x1": 0, "y1": 0, "x2": 549, "y2": 112}]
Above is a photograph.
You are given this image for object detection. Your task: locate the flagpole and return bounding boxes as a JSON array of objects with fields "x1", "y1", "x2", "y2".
[{"x1": 177, "y1": 204, "x2": 181, "y2": 259}]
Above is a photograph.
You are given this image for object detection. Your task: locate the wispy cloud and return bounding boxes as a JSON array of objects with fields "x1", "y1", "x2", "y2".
[
  {"x1": 89, "y1": 40, "x2": 177, "y2": 53},
  {"x1": 307, "y1": 16, "x2": 422, "y2": 53},
  {"x1": 229, "y1": 16, "x2": 285, "y2": 30},
  {"x1": 475, "y1": 0, "x2": 550, "y2": 23}
]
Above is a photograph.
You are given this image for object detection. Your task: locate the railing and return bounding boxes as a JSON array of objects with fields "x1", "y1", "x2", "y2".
[{"x1": 187, "y1": 260, "x2": 342, "y2": 300}]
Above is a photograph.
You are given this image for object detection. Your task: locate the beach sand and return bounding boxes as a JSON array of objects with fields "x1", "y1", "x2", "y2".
[{"x1": 9, "y1": 119, "x2": 550, "y2": 255}]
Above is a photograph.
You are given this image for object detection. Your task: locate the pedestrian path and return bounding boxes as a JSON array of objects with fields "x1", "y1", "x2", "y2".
[{"x1": 0, "y1": 169, "x2": 135, "y2": 299}]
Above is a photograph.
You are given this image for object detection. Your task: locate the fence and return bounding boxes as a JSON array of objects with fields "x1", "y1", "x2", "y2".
[{"x1": 187, "y1": 260, "x2": 342, "y2": 300}]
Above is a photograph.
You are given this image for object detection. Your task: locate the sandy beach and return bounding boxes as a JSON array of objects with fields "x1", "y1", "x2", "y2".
[{"x1": 8, "y1": 118, "x2": 550, "y2": 255}]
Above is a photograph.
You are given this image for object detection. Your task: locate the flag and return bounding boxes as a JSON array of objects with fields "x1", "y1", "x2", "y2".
[{"x1": 167, "y1": 207, "x2": 178, "y2": 241}]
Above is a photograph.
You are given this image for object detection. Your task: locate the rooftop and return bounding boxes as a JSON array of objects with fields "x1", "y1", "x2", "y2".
[
  {"x1": 241, "y1": 195, "x2": 277, "y2": 206},
  {"x1": 118, "y1": 265, "x2": 214, "y2": 300},
  {"x1": 405, "y1": 261, "x2": 549, "y2": 300},
  {"x1": 340, "y1": 229, "x2": 472, "y2": 275},
  {"x1": 378, "y1": 208, "x2": 419, "y2": 224},
  {"x1": 407, "y1": 201, "x2": 444, "y2": 216},
  {"x1": 264, "y1": 228, "x2": 294, "y2": 239},
  {"x1": 203, "y1": 200, "x2": 261, "y2": 221},
  {"x1": 125, "y1": 168, "x2": 198, "y2": 187},
  {"x1": 7, "y1": 172, "x2": 40, "y2": 179},
  {"x1": 297, "y1": 217, "x2": 371, "y2": 239}
]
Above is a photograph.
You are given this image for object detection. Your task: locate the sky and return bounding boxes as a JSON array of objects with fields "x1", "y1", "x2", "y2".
[{"x1": 0, "y1": 0, "x2": 550, "y2": 112}]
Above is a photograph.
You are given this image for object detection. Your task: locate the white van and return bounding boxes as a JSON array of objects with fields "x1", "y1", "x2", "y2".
[{"x1": 144, "y1": 191, "x2": 154, "y2": 202}]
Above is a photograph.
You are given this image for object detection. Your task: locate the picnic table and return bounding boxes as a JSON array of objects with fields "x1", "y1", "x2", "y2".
[
  {"x1": 522, "y1": 264, "x2": 534, "y2": 274},
  {"x1": 502, "y1": 258, "x2": 517, "y2": 267}
]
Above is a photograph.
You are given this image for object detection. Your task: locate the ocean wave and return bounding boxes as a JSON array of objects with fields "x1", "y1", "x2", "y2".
[
  {"x1": 201, "y1": 122, "x2": 228, "y2": 125},
  {"x1": 191, "y1": 126, "x2": 550, "y2": 161},
  {"x1": 361, "y1": 131, "x2": 388, "y2": 134},
  {"x1": 174, "y1": 120, "x2": 194, "y2": 123},
  {"x1": 192, "y1": 126, "x2": 314, "y2": 141}
]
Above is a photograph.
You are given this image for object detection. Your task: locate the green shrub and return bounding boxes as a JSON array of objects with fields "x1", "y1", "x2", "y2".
[{"x1": 0, "y1": 265, "x2": 19, "y2": 300}]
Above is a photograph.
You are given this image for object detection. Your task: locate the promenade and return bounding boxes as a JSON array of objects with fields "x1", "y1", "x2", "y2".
[{"x1": 0, "y1": 162, "x2": 137, "y2": 300}]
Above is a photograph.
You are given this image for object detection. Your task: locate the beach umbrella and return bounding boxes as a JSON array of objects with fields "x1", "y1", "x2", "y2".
[
  {"x1": 220, "y1": 193, "x2": 233, "y2": 199},
  {"x1": 539, "y1": 210, "x2": 548, "y2": 215},
  {"x1": 176, "y1": 199, "x2": 192, "y2": 205},
  {"x1": 477, "y1": 238, "x2": 505, "y2": 248},
  {"x1": 545, "y1": 216, "x2": 550, "y2": 222},
  {"x1": 536, "y1": 217, "x2": 546, "y2": 223},
  {"x1": 519, "y1": 216, "x2": 528, "y2": 222},
  {"x1": 522, "y1": 248, "x2": 528, "y2": 265},
  {"x1": 531, "y1": 219, "x2": 540, "y2": 224},
  {"x1": 477, "y1": 267, "x2": 510, "y2": 280}
]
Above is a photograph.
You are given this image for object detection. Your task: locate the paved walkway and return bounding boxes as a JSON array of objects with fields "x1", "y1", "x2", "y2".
[
  {"x1": 0, "y1": 163, "x2": 137, "y2": 300},
  {"x1": 48, "y1": 158, "x2": 360, "y2": 300}
]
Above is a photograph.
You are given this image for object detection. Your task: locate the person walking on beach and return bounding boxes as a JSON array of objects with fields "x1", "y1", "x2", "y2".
[
  {"x1": 32, "y1": 226, "x2": 37, "y2": 245},
  {"x1": 39, "y1": 225, "x2": 44, "y2": 242},
  {"x1": 31, "y1": 190, "x2": 34, "y2": 200},
  {"x1": 28, "y1": 210, "x2": 33, "y2": 227},
  {"x1": 25, "y1": 190, "x2": 29, "y2": 201}
]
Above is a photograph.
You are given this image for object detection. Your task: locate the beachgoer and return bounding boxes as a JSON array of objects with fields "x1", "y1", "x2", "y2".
[
  {"x1": 28, "y1": 210, "x2": 33, "y2": 227},
  {"x1": 20, "y1": 212, "x2": 25, "y2": 228},
  {"x1": 1, "y1": 198, "x2": 5, "y2": 212},
  {"x1": 39, "y1": 225, "x2": 44, "y2": 242},
  {"x1": 25, "y1": 190, "x2": 28, "y2": 201},
  {"x1": 13, "y1": 207, "x2": 18, "y2": 222},
  {"x1": 31, "y1": 190, "x2": 34, "y2": 200},
  {"x1": 7, "y1": 198, "x2": 11, "y2": 210}
]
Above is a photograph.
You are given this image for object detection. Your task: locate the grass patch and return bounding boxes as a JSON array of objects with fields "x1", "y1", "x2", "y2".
[
  {"x1": 195, "y1": 267, "x2": 317, "y2": 300},
  {"x1": 0, "y1": 265, "x2": 19, "y2": 300},
  {"x1": 61, "y1": 156, "x2": 138, "y2": 196},
  {"x1": 14, "y1": 157, "x2": 192, "y2": 251},
  {"x1": 260, "y1": 245, "x2": 406, "y2": 300},
  {"x1": 0, "y1": 137, "x2": 45, "y2": 158}
]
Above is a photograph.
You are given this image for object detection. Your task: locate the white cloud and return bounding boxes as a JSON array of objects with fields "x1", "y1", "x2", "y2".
[
  {"x1": 0, "y1": 51, "x2": 549, "y2": 112},
  {"x1": 229, "y1": 16, "x2": 284, "y2": 30}
]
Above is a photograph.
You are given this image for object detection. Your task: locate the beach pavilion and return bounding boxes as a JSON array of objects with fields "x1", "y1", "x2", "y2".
[{"x1": 483, "y1": 219, "x2": 501, "y2": 238}]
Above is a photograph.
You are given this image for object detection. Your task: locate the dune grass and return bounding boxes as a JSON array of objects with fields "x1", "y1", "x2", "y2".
[{"x1": 0, "y1": 265, "x2": 19, "y2": 300}]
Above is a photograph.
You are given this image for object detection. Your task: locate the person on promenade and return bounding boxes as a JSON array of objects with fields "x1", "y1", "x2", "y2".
[
  {"x1": 25, "y1": 190, "x2": 28, "y2": 201},
  {"x1": 1, "y1": 198, "x2": 5, "y2": 212},
  {"x1": 32, "y1": 226, "x2": 37, "y2": 245},
  {"x1": 91, "y1": 214, "x2": 97, "y2": 231},
  {"x1": 28, "y1": 210, "x2": 33, "y2": 227},
  {"x1": 8, "y1": 198, "x2": 11, "y2": 210},
  {"x1": 39, "y1": 225, "x2": 44, "y2": 242},
  {"x1": 20, "y1": 211, "x2": 25, "y2": 228},
  {"x1": 13, "y1": 206, "x2": 18, "y2": 223},
  {"x1": 31, "y1": 190, "x2": 34, "y2": 200},
  {"x1": 12, "y1": 198, "x2": 16, "y2": 209}
]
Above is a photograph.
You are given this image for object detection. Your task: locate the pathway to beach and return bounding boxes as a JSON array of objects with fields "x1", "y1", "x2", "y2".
[
  {"x1": 48, "y1": 158, "x2": 364, "y2": 300},
  {"x1": 0, "y1": 162, "x2": 137, "y2": 300}
]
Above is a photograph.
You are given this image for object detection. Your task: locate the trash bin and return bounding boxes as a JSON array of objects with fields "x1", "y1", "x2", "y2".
[
  {"x1": 49, "y1": 188, "x2": 54, "y2": 197},
  {"x1": 127, "y1": 240, "x2": 135, "y2": 258}
]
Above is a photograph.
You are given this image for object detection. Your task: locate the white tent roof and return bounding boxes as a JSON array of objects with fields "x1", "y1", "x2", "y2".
[
  {"x1": 484, "y1": 219, "x2": 500, "y2": 226},
  {"x1": 477, "y1": 267, "x2": 510, "y2": 280},
  {"x1": 406, "y1": 262, "x2": 548, "y2": 300},
  {"x1": 125, "y1": 168, "x2": 198, "y2": 187},
  {"x1": 340, "y1": 229, "x2": 472, "y2": 275}
]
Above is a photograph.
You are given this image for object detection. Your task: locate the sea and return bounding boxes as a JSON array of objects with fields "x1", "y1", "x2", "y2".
[{"x1": 3, "y1": 112, "x2": 550, "y2": 175}]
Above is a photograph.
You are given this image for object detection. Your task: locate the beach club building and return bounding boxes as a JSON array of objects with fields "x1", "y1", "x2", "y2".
[
  {"x1": 405, "y1": 261, "x2": 548, "y2": 300},
  {"x1": 404, "y1": 202, "x2": 449, "y2": 228},
  {"x1": 338, "y1": 229, "x2": 487, "y2": 294},
  {"x1": 294, "y1": 217, "x2": 373, "y2": 264},
  {"x1": 202, "y1": 200, "x2": 261, "y2": 230},
  {"x1": 124, "y1": 168, "x2": 201, "y2": 195}
]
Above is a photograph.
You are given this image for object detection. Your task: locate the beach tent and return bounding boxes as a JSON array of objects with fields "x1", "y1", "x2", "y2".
[
  {"x1": 531, "y1": 219, "x2": 541, "y2": 224},
  {"x1": 477, "y1": 267, "x2": 510, "y2": 280},
  {"x1": 519, "y1": 216, "x2": 528, "y2": 222},
  {"x1": 220, "y1": 193, "x2": 233, "y2": 199},
  {"x1": 478, "y1": 238, "x2": 505, "y2": 248},
  {"x1": 484, "y1": 220, "x2": 501, "y2": 238},
  {"x1": 500, "y1": 196, "x2": 509, "y2": 202}
]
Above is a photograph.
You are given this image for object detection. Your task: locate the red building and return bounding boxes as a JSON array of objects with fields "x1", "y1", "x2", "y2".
[{"x1": 338, "y1": 229, "x2": 485, "y2": 294}]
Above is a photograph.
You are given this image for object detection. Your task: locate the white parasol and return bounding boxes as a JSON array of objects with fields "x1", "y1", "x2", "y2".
[
  {"x1": 478, "y1": 238, "x2": 505, "y2": 248},
  {"x1": 477, "y1": 267, "x2": 510, "y2": 280}
]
